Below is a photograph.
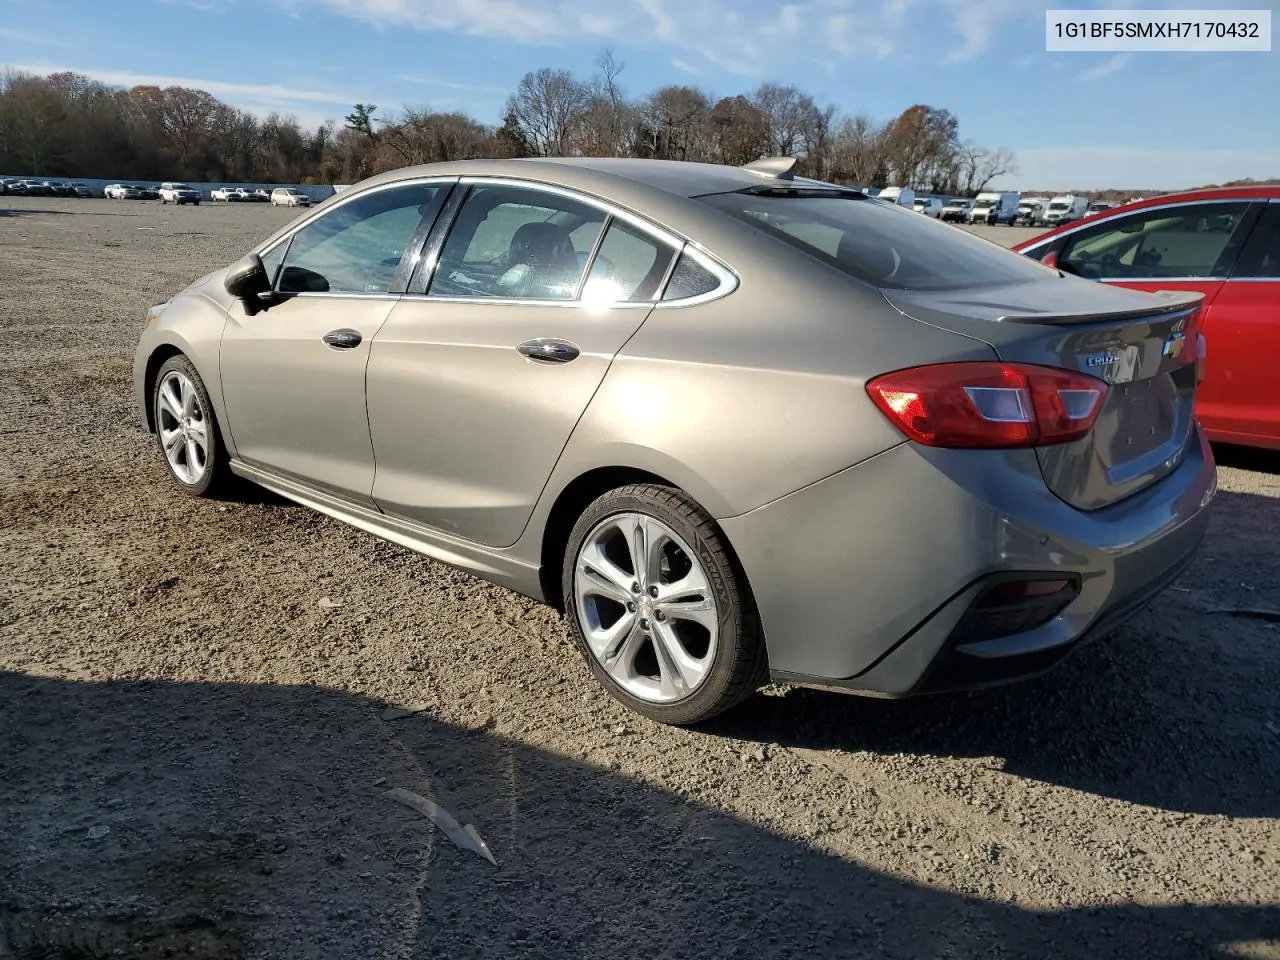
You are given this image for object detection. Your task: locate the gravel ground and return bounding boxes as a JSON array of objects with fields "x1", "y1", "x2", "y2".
[{"x1": 1, "y1": 196, "x2": 1277, "y2": 959}]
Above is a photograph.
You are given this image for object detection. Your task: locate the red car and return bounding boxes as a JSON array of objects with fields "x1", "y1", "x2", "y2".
[{"x1": 1014, "y1": 187, "x2": 1280, "y2": 450}]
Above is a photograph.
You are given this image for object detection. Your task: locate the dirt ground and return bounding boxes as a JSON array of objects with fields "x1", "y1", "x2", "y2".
[{"x1": 1, "y1": 195, "x2": 1277, "y2": 960}]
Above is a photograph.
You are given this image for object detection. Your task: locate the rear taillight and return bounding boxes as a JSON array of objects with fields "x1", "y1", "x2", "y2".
[{"x1": 866, "y1": 362, "x2": 1109, "y2": 449}]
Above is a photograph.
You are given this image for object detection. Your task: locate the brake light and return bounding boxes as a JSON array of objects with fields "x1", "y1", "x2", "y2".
[{"x1": 866, "y1": 362, "x2": 1109, "y2": 448}]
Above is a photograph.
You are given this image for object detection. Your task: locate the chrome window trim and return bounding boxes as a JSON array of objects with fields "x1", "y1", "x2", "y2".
[
  {"x1": 1099, "y1": 277, "x2": 1229, "y2": 284},
  {"x1": 253, "y1": 172, "x2": 739, "y2": 308},
  {"x1": 439, "y1": 175, "x2": 737, "y2": 307},
  {"x1": 289, "y1": 292, "x2": 402, "y2": 302},
  {"x1": 1020, "y1": 197, "x2": 1267, "y2": 256},
  {"x1": 653, "y1": 243, "x2": 741, "y2": 308},
  {"x1": 1227, "y1": 277, "x2": 1280, "y2": 283}
]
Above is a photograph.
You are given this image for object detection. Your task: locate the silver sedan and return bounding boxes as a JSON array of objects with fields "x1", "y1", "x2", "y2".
[{"x1": 133, "y1": 157, "x2": 1216, "y2": 724}]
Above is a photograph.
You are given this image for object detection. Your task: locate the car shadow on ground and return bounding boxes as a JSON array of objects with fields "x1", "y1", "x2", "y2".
[
  {"x1": 1214, "y1": 443, "x2": 1280, "y2": 475},
  {"x1": 0, "y1": 671, "x2": 1275, "y2": 959},
  {"x1": 0, "y1": 207, "x2": 75, "y2": 217},
  {"x1": 709, "y1": 487, "x2": 1280, "y2": 820}
]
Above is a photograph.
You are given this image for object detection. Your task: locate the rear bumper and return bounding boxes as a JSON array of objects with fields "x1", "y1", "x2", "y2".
[{"x1": 720, "y1": 426, "x2": 1217, "y2": 697}]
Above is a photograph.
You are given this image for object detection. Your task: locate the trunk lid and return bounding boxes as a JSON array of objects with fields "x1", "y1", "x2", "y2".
[{"x1": 883, "y1": 278, "x2": 1204, "y2": 510}]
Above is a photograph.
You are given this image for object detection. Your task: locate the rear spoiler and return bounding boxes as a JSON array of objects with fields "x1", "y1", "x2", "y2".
[{"x1": 996, "y1": 291, "x2": 1204, "y2": 325}]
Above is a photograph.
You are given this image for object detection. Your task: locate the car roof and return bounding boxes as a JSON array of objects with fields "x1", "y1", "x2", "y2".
[
  {"x1": 356, "y1": 156, "x2": 843, "y2": 201},
  {"x1": 1014, "y1": 184, "x2": 1280, "y2": 250}
]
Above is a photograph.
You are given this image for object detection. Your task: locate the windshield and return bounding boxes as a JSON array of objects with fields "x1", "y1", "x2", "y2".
[
  {"x1": 1048, "y1": 202, "x2": 1069, "y2": 211},
  {"x1": 973, "y1": 198, "x2": 996, "y2": 208},
  {"x1": 699, "y1": 191, "x2": 1055, "y2": 291}
]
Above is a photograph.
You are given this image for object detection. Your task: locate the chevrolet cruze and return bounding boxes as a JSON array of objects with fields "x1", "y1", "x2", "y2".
[{"x1": 134, "y1": 157, "x2": 1217, "y2": 724}]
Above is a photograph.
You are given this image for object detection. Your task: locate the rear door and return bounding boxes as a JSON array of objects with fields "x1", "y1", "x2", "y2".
[
  {"x1": 364, "y1": 180, "x2": 683, "y2": 548},
  {"x1": 1202, "y1": 201, "x2": 1280, "y2": 446}
]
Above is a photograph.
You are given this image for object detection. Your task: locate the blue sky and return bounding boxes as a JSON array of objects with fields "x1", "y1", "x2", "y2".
[{"x1": 2, "y1": 0, "x2": 1276, "y2": 189}]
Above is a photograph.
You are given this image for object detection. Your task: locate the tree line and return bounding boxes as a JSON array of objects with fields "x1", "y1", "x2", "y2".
[{"x1": 0, "y1": 53, "x2": 1016, "y2": 195}]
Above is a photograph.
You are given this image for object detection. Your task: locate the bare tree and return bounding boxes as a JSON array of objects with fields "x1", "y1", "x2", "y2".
[
  {"x1": 644, "y1": 85, "x2": 711, "y2": 161},
  {"x1": 507, "y1": 68, "x2": 588, "y2": 156}
]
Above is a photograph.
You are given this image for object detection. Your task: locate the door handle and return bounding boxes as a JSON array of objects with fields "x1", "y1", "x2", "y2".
[
  {"x1": 322, "y1": 328, "x2": 362, "y2": 350},
  {"x1": 517, "y1": 338, "x2": 580, "y2": 364}
]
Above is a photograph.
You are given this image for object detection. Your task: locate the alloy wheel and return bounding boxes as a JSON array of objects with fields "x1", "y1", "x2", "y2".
[
  {"x1": 156, "y1": 370, "x2": 209, "y2": 485},
  {"x1": 573, "y1": 512, "x2": 719, "y2": 704}
]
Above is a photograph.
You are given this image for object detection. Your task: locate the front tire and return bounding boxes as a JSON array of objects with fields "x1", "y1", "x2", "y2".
[
  {"x1": 563, "y1": 484, "x2": 767, "y2": 725},
  {"x1": 152, "y1": 355, "x2": 233, "y2": 498}
]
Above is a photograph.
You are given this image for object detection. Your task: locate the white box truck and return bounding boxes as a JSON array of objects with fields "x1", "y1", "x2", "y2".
[
  {"x1": 876, "y1": 186, "x2": 915, "y2": 207},
  {"x1": 965, "y1": 191, "x2": 1019, "y2": 225},
  {"x1": 1042, "y1": 195, "x2": 1089, "y2": 226}
]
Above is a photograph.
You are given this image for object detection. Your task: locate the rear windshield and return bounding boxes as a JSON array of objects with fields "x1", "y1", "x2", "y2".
[{"x1": 699, "y1": 191, "x2": 1054, "y2": 291}]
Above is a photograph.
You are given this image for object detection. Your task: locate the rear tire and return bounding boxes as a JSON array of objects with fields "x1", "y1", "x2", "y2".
[
  {"x1": 563, "y1": 484, "x2": 768, "y2": 725},
  {"x1": 152, "y1": 355, "x2": 234, "y2": 499}
]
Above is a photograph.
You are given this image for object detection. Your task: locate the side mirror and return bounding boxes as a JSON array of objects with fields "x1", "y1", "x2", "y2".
[{"x1": 225, "y1": 253, "x2": 271, "y2": 302}]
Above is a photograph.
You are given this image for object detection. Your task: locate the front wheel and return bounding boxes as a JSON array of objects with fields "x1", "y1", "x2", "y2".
[
  {"x1": 152, "y1": 355, "x2": 234, "y2": 498},
  {"x1": 563, "y1": 484, "x2": 767, "y2": 725}
]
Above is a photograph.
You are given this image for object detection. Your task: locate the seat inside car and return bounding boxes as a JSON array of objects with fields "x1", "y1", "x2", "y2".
[{"x1": 503, "y1": 221, "x2": 582, "y2": 296}]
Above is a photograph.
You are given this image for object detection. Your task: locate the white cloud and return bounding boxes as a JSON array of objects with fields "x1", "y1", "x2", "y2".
[
  {"x1": 396, "y1": 73, "x2": 509, "y2": 94},
  {"x1": 941, "y1": 0, "x2": 1025, "y2": 63},
  {"x1": 1006, "y1": 146, "x2": 1280, "y2": 192},
  {"x1": 8, "y1": 63, "x2": 362, "y2": 105},
  {"x1": 283, "y1": 0, "x2": 1015, "y2": 78},
  {"x1": 1077, "y1": 52, "x2": 1132, "y2": 82},
  {"x1": 671, "y1": 58, "x2": 703, "y2": 76}
]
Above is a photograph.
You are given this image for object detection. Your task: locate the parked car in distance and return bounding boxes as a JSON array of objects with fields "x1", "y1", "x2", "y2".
[
  {"x1": 232, "y1": 188, "x2": 256, "y2": 202},
  {"x1": 1015, "y1": 186, "x2": 1280, "y2": 450},
  {"x1": 1042, "y1": 195, "x2": 1089, "y2": 227},
  {"x1": 876, "y1": 185, "x2": 915, "y2": 207},
  {"x1": 210, "y1": 187, "x2": 238, "y2": 202},
  {"x1": 104, "y1": 183, "x2": 121, "y2": 198},
  {"x1": 159, "y1": 182, "x2": 202, "y2": 205},
  {"x1": 0, "y1": 178, "x2": 23, "y2": 195},
  {"x1": 116, "y1": 185, "x2": 143, "y2": 200},
  {"x1": 69, "y1": 182, "x2": 93, "y2": 197},
  {"x1": 47, "y1": 181, "x2": 74, "y2": 197},
  {"x1": 18, "y1": 180, "x2": 51, "y2": 196},
  {"x1": 251, "y1": 189, "x2": 271, "y2": 202},
  {"x1": 913, "y1": 196, "x2": 944, "y2": 218},
  {"x1": 137, "y1": 185, "x2": 159, "y2": 200},
  {"x1": 1084, "y1": 201, "x2": 1116, "y2": 218},
  {"x1": 135, "y1": 155, "x2": 1217, "y2": 725},
  {"x1": 940, "y1": 198, "x2": 972, "y2": 222},
  {"x1": 270, "y1": 187, "x2": 311, "y2": 207},
  {"x1": 966, "y1": 190, "x2": 1019, "y2": 225}
]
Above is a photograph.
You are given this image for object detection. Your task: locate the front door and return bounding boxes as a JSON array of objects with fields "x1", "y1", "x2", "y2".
[
  {"x1": 366, "y1": 181, "x2": 680, "y2": 547},
  {"x1": 219, "y1": 180, "x2": 449, "y2": 504}
]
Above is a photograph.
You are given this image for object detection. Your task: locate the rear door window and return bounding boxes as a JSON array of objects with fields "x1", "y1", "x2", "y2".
[
  {"x1": 581, "y1": 220, "x2": 677, "y2": 303},
  {"x1": 1059, "y1": 201, "x2": 1252, "y2": 280},
  {"x1": 1231, "y1": 204, "x2": 1280, "y2": 279},
  {"x1": 699, "y1": 191, "x2": 1055, "y2": 291}
]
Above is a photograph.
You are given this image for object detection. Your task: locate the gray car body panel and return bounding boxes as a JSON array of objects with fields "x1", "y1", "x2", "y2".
[{"x1": 133, "y1": 157, "x2": 1216, "y2": 695}]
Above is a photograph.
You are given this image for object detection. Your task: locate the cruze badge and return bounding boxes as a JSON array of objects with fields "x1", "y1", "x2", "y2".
[{"x1": 1086, "y1": 351, "x2": 1120, "y2": 368}]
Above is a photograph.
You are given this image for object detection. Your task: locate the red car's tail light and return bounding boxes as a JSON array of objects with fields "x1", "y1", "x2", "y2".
[{"x1": 866, "y1": 362, "x2": 1109, "y2": 448}]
